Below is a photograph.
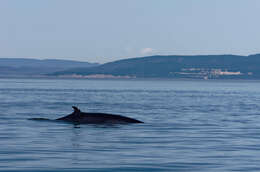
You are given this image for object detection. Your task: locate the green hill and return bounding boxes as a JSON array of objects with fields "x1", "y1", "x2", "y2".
[
  {"x1": 0, "y1": 58, "x2": 99, "y2": 77},
  {"x1": 52, "y1": 54, "x2": 260, "y2": 79}
]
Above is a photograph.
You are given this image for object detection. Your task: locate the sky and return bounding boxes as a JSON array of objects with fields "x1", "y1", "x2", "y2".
[{"x1": 0, "y1": 0, "x2": 260, "y2": 63}]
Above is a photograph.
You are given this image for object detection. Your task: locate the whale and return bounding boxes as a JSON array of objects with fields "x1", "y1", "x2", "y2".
[
  {"x1": 29, "y1": 106, "x2": 143, "y2": 124},
  {"x1": 56, "y1": 106, "x2": 143, "y2": 124}
]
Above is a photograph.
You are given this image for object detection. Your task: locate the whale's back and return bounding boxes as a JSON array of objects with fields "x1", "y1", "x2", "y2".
[
  {"x1": 57, "y1": 112, "x2": 143, "y2": 124},
  {"x1": 79, "y1": 112, "x2": 143, "y2": 124},
  {"x1": 56, "y1": 106, "x2": 143, "y2": 124}
]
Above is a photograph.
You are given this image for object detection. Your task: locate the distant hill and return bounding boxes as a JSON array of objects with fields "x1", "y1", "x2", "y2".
[
  {"x1": 53, "y1": 54, "x2": 260, "y2": 79},
  {"x1": 0, "y1": 58, "x2": 99, "y2": 77}
]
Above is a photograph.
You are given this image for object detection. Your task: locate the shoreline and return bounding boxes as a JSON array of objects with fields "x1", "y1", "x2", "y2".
[{"x1": 1, "y1": 75, "x2": 260, "y2": 82}]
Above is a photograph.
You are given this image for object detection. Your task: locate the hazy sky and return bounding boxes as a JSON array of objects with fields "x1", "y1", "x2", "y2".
[{"x1": 1, "y1": 0, "x2": 260, "y2": 63}]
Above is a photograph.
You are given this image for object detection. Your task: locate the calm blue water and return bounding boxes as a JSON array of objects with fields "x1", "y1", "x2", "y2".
[{"x1": 1, "y1": 78, "x2": 260, "y2": 172}]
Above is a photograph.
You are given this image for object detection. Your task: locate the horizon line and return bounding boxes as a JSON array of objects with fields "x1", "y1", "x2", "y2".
[{"x1": 0, "y1": 53, "x2": 259, "y2": 64}]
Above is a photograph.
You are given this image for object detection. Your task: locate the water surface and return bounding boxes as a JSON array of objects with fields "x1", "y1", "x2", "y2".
[{"x1": 1, "y1": 79, "x2": 260, "y2": 171}]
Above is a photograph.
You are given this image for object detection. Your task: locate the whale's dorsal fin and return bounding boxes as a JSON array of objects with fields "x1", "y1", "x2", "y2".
[{"x1": 72, "y1": 106, "x2": 81, "y2": 113}]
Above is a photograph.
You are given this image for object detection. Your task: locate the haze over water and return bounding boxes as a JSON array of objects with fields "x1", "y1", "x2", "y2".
[{"x1": 1, "y1": 78, "x2": 260, "y2": 171}]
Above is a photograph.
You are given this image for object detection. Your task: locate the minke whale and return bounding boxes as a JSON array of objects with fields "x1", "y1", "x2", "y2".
[
  {"x1": 57, "y1": 106, "x2": 143, "y2": 124},
  {"x1": 30, "y1": 106, "x2": 143, "y2": 124}
]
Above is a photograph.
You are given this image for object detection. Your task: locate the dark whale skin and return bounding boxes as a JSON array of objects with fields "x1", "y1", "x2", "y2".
[{"x1": 56, "y1": 106, "x2": 143, "y2": 124}]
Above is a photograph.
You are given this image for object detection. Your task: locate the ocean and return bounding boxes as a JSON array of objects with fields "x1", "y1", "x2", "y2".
[{"x1": 1, "y1": 78, "x2": 260, "y2": 172}]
